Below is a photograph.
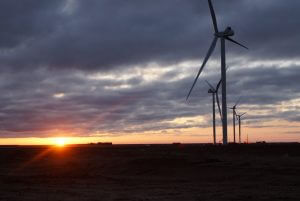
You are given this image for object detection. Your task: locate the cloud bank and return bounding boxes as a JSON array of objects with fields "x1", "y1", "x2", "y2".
[{"x1": 0, "y1": 0, "x2": 299, "y2": 138}]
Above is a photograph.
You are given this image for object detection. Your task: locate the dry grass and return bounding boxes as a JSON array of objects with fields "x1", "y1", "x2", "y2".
[{"x1": 0, "y1": 143, "x2": 300, "y2": 201}]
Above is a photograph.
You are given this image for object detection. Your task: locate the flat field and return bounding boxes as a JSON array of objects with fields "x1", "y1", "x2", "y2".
[{"x1": 0, "y1": 143, "x2": 300, "y2": 201}]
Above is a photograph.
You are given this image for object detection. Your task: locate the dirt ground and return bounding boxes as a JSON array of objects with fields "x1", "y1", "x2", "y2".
[{"x1": 0, "y1": 143, "x2": 299, "y2": 201}]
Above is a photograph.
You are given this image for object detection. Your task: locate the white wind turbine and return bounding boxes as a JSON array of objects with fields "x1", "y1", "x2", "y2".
[
  {"x1": 205, "y1": 79, "x2": 222, "y2": 145},
  {"x1": 229, "y1": 97, "x2": 241, "y2": 143},
  {"x1": 186, "y1": 0, "x2": 248, "y2": 144},
  {"x1": 236, "y1": 112, "x2": 246, "y2": 143}
]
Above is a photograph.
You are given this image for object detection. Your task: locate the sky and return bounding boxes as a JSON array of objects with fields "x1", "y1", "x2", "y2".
[{"x1": 0, "y1": 0, "x2": 300, "y2": 145}]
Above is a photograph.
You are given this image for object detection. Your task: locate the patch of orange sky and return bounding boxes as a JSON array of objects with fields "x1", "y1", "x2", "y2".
[{"x1": 0, "y1": 121, "x2": 299, "y2": 145}]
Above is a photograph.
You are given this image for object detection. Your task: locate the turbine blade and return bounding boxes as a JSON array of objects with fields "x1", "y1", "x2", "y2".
[
  {"x1": 216, "y1": 91, "x2": 222, "y2": 120},
  {"x1": 225, "y1": 37, "x2": 248, "y2": 49},
  {"x1": 241, "y1": 112, "x2": 247, "y2": 117},
  {"x1": 208, "y1": 0, "x2": 218, "y2": 33},
  {"x1": 205, "y1": 80, "x2": 215, "y2": 91},
  {"x1": 216, "y1": 78, "x2": 222, "y2": 91},
  {"x1": 186, "y1": 37, "x2": 218, "y2": 100},
  {"x1": 215, "y1": 67, "x2": 228, "y2": 92},
  {"x1": 234, "y1": 97, "x2": 242, "y2": 107}
]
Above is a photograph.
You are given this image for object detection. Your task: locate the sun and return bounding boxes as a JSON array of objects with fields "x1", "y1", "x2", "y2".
[{"x1": 54, "y1": 138, "x2": 67, "y2": 147}]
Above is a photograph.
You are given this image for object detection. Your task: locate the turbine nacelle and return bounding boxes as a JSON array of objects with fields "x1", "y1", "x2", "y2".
[
  {"x1": 224, "y1": 27, "x2": 234, "y2": 36},
  {"x1": 208, "y1": 89, "x2": 214, "y2": 93},
  {"x1": 215, "y1": 27, "x2": 235, "y2": 37}
]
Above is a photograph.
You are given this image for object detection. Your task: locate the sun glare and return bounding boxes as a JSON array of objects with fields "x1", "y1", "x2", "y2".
[{"x1": 54, "y1": 138, "x2": 67, "y2": 147}]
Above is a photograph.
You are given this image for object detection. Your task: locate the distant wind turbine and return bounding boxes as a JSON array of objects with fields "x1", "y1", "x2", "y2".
[
  {"x1": 186, "y1": 0, "x2": 248, "y2": 144},
  {"x1": 229, "y1": 97, "x2": 241, "y2": 143},
  {"x1": 236, "y1": 112, "x2": 246, "y2": 143},
  {"x1": 205, "y1": 79, "x2": 222, "y2": 145}
]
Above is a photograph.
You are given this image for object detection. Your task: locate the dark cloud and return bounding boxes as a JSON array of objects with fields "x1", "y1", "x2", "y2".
[
  {"x1": 1, "y1": 0, "x2": 300, "y2": 71},
  {"x1": 0, "y1": 0, "x2": 63, "y2": 49},
  {"x1": 227, "y1": 65, "x2": 300, "y2": 105}
]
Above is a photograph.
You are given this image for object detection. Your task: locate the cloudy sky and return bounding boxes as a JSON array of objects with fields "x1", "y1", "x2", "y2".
[{"x1": 0, "y1": 0, "x2": 299, "y2": 144}]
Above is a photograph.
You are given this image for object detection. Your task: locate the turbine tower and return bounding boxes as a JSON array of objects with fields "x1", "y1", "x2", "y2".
[
  {"x1": 229, "y1": 98, "x2": 241, "y2": 143},
  {"x1": 186, "y1": 0, "x2": 248, "y2": 145},
  {"x1": 236, "y1": 112, "x2": 246, "y2": 143},
  {"x1": 205, "y1": 79, "x2": 222, "y2": 144}
]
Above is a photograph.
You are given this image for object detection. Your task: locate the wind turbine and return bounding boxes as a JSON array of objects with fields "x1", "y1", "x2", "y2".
[
  {"x1": 186, "y1": 0, "x2": 248, "y2": 145},
  {"x1": 236, "y1": 112, "x2": 246, "y2": 143},
  {"x1": 229, "y1": 97, "x2": 241, "y2": 143},
  {"x1": 205, "y1": 79, "x2": 222, "y2": 145}
]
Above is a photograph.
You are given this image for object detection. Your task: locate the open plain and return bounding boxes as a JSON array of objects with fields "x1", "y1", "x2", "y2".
[{"x1": 0, "y1": 143, "x2": 300, "y2": 201}]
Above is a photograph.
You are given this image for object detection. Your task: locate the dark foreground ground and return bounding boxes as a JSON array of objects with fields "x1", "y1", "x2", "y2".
[{"x1": 0, "y1": 143, "x2": 300, "y2": 201}]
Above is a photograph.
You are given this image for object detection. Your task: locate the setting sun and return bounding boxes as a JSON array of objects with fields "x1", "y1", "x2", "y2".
[{"x1": 54, "y1": 138, "x2": 67, "y2": 147}]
